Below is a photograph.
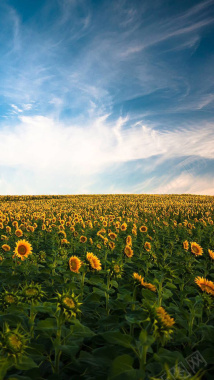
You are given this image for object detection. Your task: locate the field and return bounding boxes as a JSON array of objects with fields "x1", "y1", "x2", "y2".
[{"x1": 0, "y1": 194, "x2": 214, "y2": 380}]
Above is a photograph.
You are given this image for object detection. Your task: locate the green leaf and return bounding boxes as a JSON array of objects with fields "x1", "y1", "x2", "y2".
[
  {"x1": 36, "y1": 318, "x2": 57, "y2": 330},
  {"x1": 110, "y1": 354, "x2": 134, "y2": 378},
  {"x1": 70, "y1": 319, "x2": 95, "y2": 338},
  {"x1": 15, "y1": 356, "x2": 38, "y2": 370},
  {"x1": 101, "y1": 331, "x2": 133, "y2": 348},
  {"x1": 0, "y1": 357, "x2": 13, "y2": 380},
  {"x1": 58, "y1": 344, "x2": 80, "y2": 357},
  {"x1": 162, "y1": 289, "x2": 173, "y2": 300}
]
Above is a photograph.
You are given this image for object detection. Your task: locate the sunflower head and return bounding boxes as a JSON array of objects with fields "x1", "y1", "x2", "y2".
[
  {"x1": 0, "y1": 323, "x2": 28, "y2": 358},
  {"x1": 144, "y1": 242, "x2": 151, "y2": 251},
  {"x1": 139, "y1": 225, "x2": 148, "y2": 233},
  {"x1": 109, "y1": 241, "x2": 115, "y2": 250},
  {"x1": 0, "y1": 289, "x2": 19, "y2": 310},
  {"x1": 80, "y1": 236, "x2": 87, "y2": 243},
  {"x1": 15, "y1": 229, "x2": 23, "y2": 237},
  {"x1": 152, "y1": 306, "x2": 175, "y2": 346},
  {"x1": 86, "y1": 252, "x2": 102, "y2": 271},
  {"x1": 111, "y1": 261, "x2": 124, "y2": 278},
  {"x1": 183, "y1": 240, "x2": 189, "y2": 250},
  {"x1": 124, "y1": 245, "x2": 134, "y2": 258},
  {"x1": 190, "y1": 242, "x2": 203, "y2": 256},
  {"x1": 2, "y1": 244, "x2": 10, "y2": 252},
  {"x1": 195, "y1": 276, "x2": 214, "y2": 296},
  {"x1": 208, "y1": 249, "x2": 214, "y2": 260},
  {"x1": 14, "y1": 239, "x2": 33, "y2": 261},
  {"x1": 69, "y1": 256, "x2": 82, "y2": 273},
  {"x1": 126, "y1": 235, "x2": 132, "y2": 246},
  {"x1": 56, "y1": 291, "x2": 81, "y2": 319},
  {"x1": 21, "y1": 283, "x2": 45, "y2": 304}
]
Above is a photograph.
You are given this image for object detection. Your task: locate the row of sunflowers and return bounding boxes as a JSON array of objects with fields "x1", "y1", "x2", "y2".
[{"x1": 0, "y1": 194, "x2": 213, "y2": 379}]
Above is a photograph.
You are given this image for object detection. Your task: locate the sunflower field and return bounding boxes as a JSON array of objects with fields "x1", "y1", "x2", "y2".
[{"x1": 0, "y1": 194, "x2": 214, "y2": 380}]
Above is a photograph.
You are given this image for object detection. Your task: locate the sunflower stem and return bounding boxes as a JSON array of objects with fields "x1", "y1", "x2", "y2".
[
  {"x1": 105, "y1": 272, "x2": 111, "y2": 316},
  {"x1": 80, "y1": 271, "x2": 86, "y2": 300}
]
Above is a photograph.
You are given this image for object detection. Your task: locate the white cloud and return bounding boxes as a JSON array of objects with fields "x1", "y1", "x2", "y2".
[
  {"x1": 0, "y1": 114, "x2": 213, "y2": 194},
  {"x1": 11, "y1": 104, "x2": 23, "y2": 113},
  {"x1": 151, "y1": 173, "x2": 214, "y2": 195}
]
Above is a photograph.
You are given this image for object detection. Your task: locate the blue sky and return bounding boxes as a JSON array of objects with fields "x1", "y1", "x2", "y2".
[{"x1": 0, "y1": 0, "x2": 214, "y2": 195}]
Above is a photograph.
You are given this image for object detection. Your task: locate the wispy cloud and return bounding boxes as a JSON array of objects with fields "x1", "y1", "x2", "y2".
[{"x1": 0, "y1": 114, "x2": 213, "y2": 194}]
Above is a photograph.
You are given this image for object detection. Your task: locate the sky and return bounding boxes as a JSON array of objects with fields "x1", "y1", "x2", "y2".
[{"x1": 0, "y1": 0, "x2": 214, "y2": 195}]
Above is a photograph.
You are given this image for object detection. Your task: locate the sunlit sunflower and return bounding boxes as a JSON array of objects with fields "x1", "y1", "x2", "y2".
[
  {"x1": 190, "y1": 242, "x2": 203, "y2": 256},
  {"x1": 133, "y1": 272, "x2": 143, "y2": 284},
  {"x1": 2, "y1": 244, "x2": 10, "y2": 252},
  {"x1": 139, "y1": 225, "x2": 148, "y2": 233},
  {"x1": 109, "y1": 241, "x2": 115, "y2": 250},
  {"x1": 80, "y1": 236, "x2": 87, "y2": 243},
  {"x1": 69, "y1": 256, "x2": 82, "y2": 273},
  {"x1": 183, "y1": 240, "x2": 189, "y2": 250},
  {"x1": 86, "y1": 252, "x2": 102, "y2": 271},
  {"x1": 208, "y1": 249, "x2": 214, "y2": 260},
  {"x1": 14, "y1": 240, "x2": 32, "y2": 260},
  {"x1": 15, "y1": 229, "x2": 23, "y2": 237},
  {"x1": 124, "y1": 245, "x2": 133, "y2": 258},
  {"x1": 61, "y1": 238, "x2": 69, "y2": 245},
  {"x1": 126, "y1": 235, "x2": 132, "y2": 246},
  {"x1": 108, "y1": 232, "x2": 117, "y2": 240},
  {"x1": 121, "y1": 223, "x2": 127, "y2": 231},
  {"x1": 156, "y1": 307, "x2": 175, "y2": 328},
  {"x1": 144, "y1": 242, "x2": 151, "y2": 251},
  {"x1": 195, "y1": 276, "x2": 214, "y2": 296},
  {"x1": 141, "y1": 281, "x2": 156, "y2": 292}
]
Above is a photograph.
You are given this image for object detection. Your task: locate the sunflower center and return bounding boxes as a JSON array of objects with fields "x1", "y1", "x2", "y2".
[
  {"x1": 193, "y1": 246, "x2": 199, "y2": 253},
  {"x1": 25, "y1": 288, "x2": 38, "y2": 296},
  {"x1": 63, "y1": 297, "x2": 75, "y2": 308},
  {"x1": 8, "y1": 334, "x2": 22, "y2": 351},
  {"x1": 5, "y1": 295, "x2": 15, "y2": 303},
  {"x1": 71, "y1": 261, "x2": 77, "y2": 270},
  {"x1": 114, "y1": 265, "x2": 120, "y2": 273},
  {"x1": 18, "y1": 245, "x2": 27, "y2": 255}
]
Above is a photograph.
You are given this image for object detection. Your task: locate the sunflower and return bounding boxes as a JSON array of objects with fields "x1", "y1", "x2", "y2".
[
  {"x1": 121, "y1": 223, "x2": 127, "y2": 231},
  {"x1": 195, "y1": 276, "x2": 214, "y2": 296},
  {"x1": 124, "y1": 245, "x2": 133, "y2": 258},
  {"x1": 14, "y1": 240, "x2": 32, "y2": 260},
  {"x1": 6, "y1": 226, "x2": 11, "y2": 233},
  {"x1": 2, "y1": 244, "x2": 10, "y2": 252},
  {"x1": 69, "y1": 256, "x2": 82, "y2": 273},
  {"x1": 139, "y1": 225, "x2": 147, "y2": 233},
  {"x1": 61, "y1": 238, "x2": 69, "y2": 245},
  {"x1": 15, "y1": 229, "x2": 23, "y2": 237},
  {"x1": 80, "y1": 236, "x2": 87, "y2": 243},
  {"x1": 190, "y1": 242, "x2": 203, "y2": 256},
  {"x1": 57, "y1": 291, "x2": 81, "y2": 319},
  {"x1": 141, "y1": 281, "x2": 156, "y2": 292},
  {"x1": 183, "y1": 240, "x2": 189, "y2": 250},
  {"x1": 109, "y1": 241, "x2": 115, "y2": 250},
  {"x1": 144, "y1": 242, "x2": 151, "y2": 251},
  {"x1": 21, "y1": 282, "x2": 45, "y2": 303},
  {"x1": 1, "y1": 324, "x2": 28, "y2": 357},
  {"x1": 156, "y1": 307, "x2": 175, "y2": 328},
  {"x1": 208, "y1": 249, "x2": 214, "y2": 260},
  {"x1": 86, "y1": 252, "x2": 102, "y2": 271},
  {"x1": 133, "y1": 272, "x2": 143, "y2": 284},
  {"x1": 108, "y1": 232, "x2": 117, "y2": 240},
  {"x1": 126, "y1": 235, "x2": 132, "y2": 246}
]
